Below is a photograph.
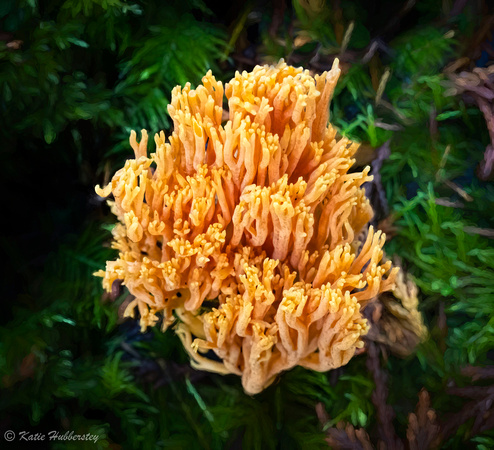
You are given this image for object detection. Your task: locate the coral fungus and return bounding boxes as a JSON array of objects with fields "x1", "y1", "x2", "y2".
[{"x1": 95, "y1": 60, "x2": 398, "y2": 394}]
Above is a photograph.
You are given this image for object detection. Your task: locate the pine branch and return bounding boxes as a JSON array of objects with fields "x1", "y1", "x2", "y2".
[
  {"x1": 406, "y1": 389, "x2": 441, "y2": 450},
  {"x1": 316, "y1": 403, "x2": 374, "y2": 450},
  {"x1": 365, "y1": 341, "x2": 404, "y2": 450},
  {"x1": 461, "y1": 366, "x2": 494, "y2": 381}
]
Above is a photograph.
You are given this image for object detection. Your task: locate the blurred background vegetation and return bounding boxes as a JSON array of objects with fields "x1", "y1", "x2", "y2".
[{"x1": 1, "y1": 0, "x2": 494, "y2": 448}]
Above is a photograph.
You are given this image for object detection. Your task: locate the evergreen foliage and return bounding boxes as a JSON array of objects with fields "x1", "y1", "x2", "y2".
[{"x1": 2, "y1": 0, "x2": 494, "y2": 448}]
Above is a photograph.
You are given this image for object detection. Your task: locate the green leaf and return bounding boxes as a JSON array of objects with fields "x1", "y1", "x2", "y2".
[{"x1": 436, "y1": 110, "x2": 461, "y2": 121}]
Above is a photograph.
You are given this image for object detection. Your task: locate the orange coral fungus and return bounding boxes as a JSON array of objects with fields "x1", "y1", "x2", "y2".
[{"x1": 95, "y1": 60, "x2": 398, "y2": 394}]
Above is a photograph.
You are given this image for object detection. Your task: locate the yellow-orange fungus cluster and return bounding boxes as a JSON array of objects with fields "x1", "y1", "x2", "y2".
[{"x1": 95, "y1": 60, "x2": 398, "y2": 394}]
